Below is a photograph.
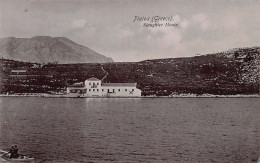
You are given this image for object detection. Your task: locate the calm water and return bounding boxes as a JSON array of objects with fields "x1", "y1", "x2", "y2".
[{"x1": 0, "y1": 97, "x2": 259, "y2": 163}]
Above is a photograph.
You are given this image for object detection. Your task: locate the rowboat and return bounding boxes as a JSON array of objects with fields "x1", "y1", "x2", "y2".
[{"x1": 0, "y1": 150, "x2": 35, "y2": 163}]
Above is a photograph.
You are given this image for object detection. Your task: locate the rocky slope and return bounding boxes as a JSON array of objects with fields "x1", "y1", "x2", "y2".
[
  {"x1": 0, "y1": 36, "x2": 113, "y2": 64},
  {"x1": 0, "y1": 47, "x2": 259, "y2": 96}
]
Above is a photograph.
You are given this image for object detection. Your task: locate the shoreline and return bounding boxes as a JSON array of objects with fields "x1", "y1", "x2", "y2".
[{"x1": 0, "y1": 93, "x2": 259, "y2": 98}]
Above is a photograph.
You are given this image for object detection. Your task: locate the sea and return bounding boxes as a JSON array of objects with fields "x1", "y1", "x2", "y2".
[{"x1": 0, "y1": 97, "x2": 259, "y2": 163}]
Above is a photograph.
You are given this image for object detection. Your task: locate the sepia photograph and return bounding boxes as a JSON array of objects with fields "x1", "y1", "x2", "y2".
[{"x1": 0, "y1": 0, "x2": 259, "y2": 162}]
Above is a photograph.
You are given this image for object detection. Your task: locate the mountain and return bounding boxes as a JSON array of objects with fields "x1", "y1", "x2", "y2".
[
  {"x1": 0, "y1": 36, "x2": 113, "y2": 63},
  {"x1": 0, "y1": 46, "x2": 259, "y2": 96}
]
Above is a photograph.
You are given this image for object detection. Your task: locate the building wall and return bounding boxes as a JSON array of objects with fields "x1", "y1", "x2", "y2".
[
  {"x1": 100, "y1": 86, "x2": 141, "y2": 97},
  {"x1": 66, "y1": 87, "x2": 86, "y2": 97},
  {"x1": 85, "y1": 80, "x2": 102, "y2": 89},
  {"x1": 82, "y1": 86, "x2": 141, "y2": 97},
  {"x1": 84, "y1": 80, "x2": 102, "y2": 96}
]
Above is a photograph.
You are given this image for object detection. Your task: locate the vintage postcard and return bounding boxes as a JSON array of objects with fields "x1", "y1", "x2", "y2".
[{"x1": 0, "y1": 0, "x2": 259, "y2": 162}]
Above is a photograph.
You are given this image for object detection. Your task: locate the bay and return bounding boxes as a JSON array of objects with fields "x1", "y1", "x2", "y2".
[{"x1": 0, "y1": 97, "x2": 259, "y2": 162}]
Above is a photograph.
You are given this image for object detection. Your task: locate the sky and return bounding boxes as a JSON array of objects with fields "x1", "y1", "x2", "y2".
[{"x1": 0, "y1": 0, "x2": 259, "y2": 62}]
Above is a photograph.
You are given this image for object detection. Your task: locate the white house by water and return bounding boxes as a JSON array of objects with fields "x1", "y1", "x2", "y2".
[{"x1": 66, "y1": 77, "x2": 142, "y2": 97}]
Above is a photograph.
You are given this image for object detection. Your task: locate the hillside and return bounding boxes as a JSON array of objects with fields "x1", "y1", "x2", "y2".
[
  {"x1": 0, "y1": 36, "x2": 113, "y2": 64},
  {"x1": 0, "y1": 47, "x2": 259, "y2": 96}
]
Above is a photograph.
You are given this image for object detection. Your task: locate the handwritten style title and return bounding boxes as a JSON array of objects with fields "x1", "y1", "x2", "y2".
[
  {"x1": 133, "y1": 16, "x2": 173, "y2": 23},
  {"x1": 133, "y1": 16, "x2": 179, "y2": 28}
]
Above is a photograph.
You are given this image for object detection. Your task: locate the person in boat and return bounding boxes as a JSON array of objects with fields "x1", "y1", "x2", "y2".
[
  {"x1": 13, "y1": 145, "x2": 19, "y2": 158},
  {"x1": 9, "y1": 145, "x2": 15, "y2": 158}
]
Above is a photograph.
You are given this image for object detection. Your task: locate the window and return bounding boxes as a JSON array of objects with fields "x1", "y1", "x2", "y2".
[
  {"x1": 125, "y1": 89, "x2": 127, "y2": 92},
  {"x1": 132, "y1": 89, "x2": 134, "y2": 91},
  {"x1": 93, "y1": 89, "x2": 95, "y2": 92},
  {"x1": 97, "y1": 83, "x2": 99, "y2": 85},
  {"x1": 118, "y1": 89, "x2": 120, "y2": 92},
  {"x1": 89, "y1": 89, "x2": 91, "y2": 91},
  {"x1": 97, "y1": 89, "x2": 99, "y2": 92},
  {"x1": 89, "y1": 83, "x2": 91, "y2": 85},
  {"x1": 102, "y1": 89, "x2": 104, "y2": 92}
]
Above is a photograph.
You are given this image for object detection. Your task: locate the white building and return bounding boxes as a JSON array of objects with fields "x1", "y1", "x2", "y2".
[{"x1": 66, "y1": 77, "x2": 142, "y2": 97}]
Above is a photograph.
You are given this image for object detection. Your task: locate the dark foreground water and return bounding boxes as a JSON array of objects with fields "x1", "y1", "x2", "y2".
[{"x1": 0, "y1": 97, "x2": 259, "y2": 163}]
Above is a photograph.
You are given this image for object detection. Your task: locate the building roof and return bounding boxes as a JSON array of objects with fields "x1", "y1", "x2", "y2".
[
  {"x1": 69, "y1": 82, "x2": 85, "y2": 87},
  {"x1": 86, "y1": 77, "x2": 100, "y2": 81},
  {"x1": 102, "y1": 83, "x2": 137, "y2": 87}
]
